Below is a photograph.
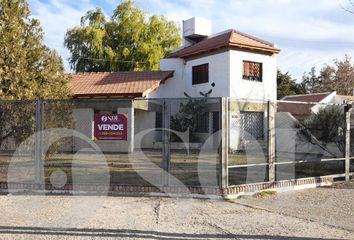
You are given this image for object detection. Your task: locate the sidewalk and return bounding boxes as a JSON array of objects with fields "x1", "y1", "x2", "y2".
[{"x1": 0, "y1": 186, "x2": 352, "y2": 239}]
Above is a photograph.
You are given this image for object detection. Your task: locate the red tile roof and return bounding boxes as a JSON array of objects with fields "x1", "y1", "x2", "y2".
[
  {"x1": 166, "y1": 29, "x2": 280, "y2": 58},
  {"x1": 278, "y1": 93, "x2": 332, "y2": 117},
  {"x1": 277, "y1": 102, "x2": 314, "y2": 117},
  {"x1": 281, "y1": 92, "x2": 331, "y2": 103},
  {"x1": 69, "y1": 71, "x2": 174, "y2": 98}
]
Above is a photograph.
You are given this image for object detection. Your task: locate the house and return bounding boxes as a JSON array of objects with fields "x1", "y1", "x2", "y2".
[
  {"x1": 278, "y1": 92, "x2": 337, "y2": 119},
  {"x1": 69, "y1": 17, "x2": 280, "y2": 152},
  {"x1": 278, "y1": 91, "x2": 354, "y2": 119},
  {"x1": 276, "y1": 91, "x2": 354, "y2": 160}
]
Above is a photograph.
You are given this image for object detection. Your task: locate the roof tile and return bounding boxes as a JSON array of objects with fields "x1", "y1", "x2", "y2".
[
  {"x1": 166, "y1": 29, "x2": 280, "y2": 58},
  {"x1": 69, "y1": 71, "x2": 174, "y2": 98}
]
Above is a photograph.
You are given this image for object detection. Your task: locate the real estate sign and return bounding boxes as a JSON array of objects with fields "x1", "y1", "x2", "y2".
[{"x1": 94, "y1": 114, "x2": 128, "y2": 140}]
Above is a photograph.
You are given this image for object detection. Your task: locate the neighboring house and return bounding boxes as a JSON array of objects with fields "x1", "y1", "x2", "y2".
[
  {"x1": 278, "y1": 91, "x2": 354, "y2": 119},
  {"x1": 276, "y1": 91, "x2": 354, "y2": 160},
  {"x1": 278, "y1": 92, "x2": 337, "y2": 119},
  {"x1": 336, "y1": 94, "x2": 354, "y2": 104},
  {"x1": 69, "y1": 17, "x2": 281, "y2": 152}
]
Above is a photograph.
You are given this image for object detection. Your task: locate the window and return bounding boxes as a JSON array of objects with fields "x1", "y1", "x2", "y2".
[
  {"x1": 243, "y1": 61, "x2": 262, "y2": 82},
  {"x1": 195, "y1": 113, "x2": 209, "y2": 133},
  {"x1": 155, "y1": 112, "x2": 162, "y2": 128},
  {"x1": 192, "y1": 63, "x2": 209, "y2": 85},
  {"x1": 240, "y1": 112, "x2": 264, "y2": 140}
]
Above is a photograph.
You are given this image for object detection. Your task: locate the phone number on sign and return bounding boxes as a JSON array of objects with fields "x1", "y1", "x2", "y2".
[{"x1": 98, "y1": 132, "x2": 124, "y2": 136}]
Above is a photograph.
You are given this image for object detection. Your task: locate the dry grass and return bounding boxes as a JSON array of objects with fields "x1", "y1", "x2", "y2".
[{"x1": 253, "y1": 190, "x2": 277, "y2": 199}]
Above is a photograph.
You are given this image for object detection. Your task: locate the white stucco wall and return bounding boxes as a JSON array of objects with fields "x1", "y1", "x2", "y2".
[
  {"x1": 149, "y1": 49, "x2": 277, "y2": 101},
  {"x1": 182, "y1": 51, "x2": 231, "y2": 98},
  {"x1": 148, "y1": 58, "x2": 185, "y2": 98},
  {"x1": 311, "y1": 92, "x2": 336, "y2": 114},
  {"x1": 149, "y1": 51, "x2": 231, "y2": 98},
  {"x1": 229, "y1": 50, "x2": 277, "y2": 101}
]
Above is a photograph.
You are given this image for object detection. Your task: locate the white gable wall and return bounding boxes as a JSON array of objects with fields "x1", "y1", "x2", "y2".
[
  {"x1": 149, "y1": 51, "x2": 231, "y2": 98},
  {"x1": 149, "y1": 49, "x2": 277, "y2": 101},
  {"x1": 183, "y1": 51, "x2": 230, "y2": 98},
  {"x1": 230, "y1": 50, "x2": 277, "y2": 101},
  {"x1": 147, "y1": 58, "x2": 185, "y2": 98}
]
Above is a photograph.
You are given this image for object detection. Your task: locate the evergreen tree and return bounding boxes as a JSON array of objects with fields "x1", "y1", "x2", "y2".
[
  {"x1": 0, "y1": 0, "x2": 70, "y2": 100},
  {"x1": 0, "y1": 0, "x2": 71, "y2": 146},
  {"x1": 277, "y1": 70, "x2": 304, "y2": 99}
]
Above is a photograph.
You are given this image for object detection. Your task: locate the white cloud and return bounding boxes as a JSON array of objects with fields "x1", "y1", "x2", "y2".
[
  {"x1": 28, "y1": 0, "x2": 354, "y2": 78},
  {"x1": 28, "y1": 0, "x2": 96, "y2": 72},
  {"x1": 138, "y1": 0, "x2": 354, "y2": 79}
]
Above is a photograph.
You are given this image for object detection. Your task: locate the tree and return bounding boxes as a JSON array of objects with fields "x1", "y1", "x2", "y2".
[
  {"x1": 320, "y1": 55, "x2": 354, "y2": 95},
  {"x1": 0, "y1": 0, "x2": 70, "y2": 100},
  {"x1": 0, "y1": 0, "x2": 71, "y2": 147},
  {"x1": 170, "y1": 91, "x2": 212, "y2": 142},
  {"x1": 341, "y1": 0, "x2": 354, "y2": 13},
  {"x1": 302, "y1": 105, "x2": 349, "y2": 156},
  {"x1": 64, "y1": 0, "x2": 181, "y2": 72},
  {"x1": 277, "y1": 69, "x2": 304, "y2": 99},
  {"x1": 300, "y1": 67, "x2": 322, "y2": 94},
  {"x1": 300, "y1": 55, "x2": 354, "y2": 95}
]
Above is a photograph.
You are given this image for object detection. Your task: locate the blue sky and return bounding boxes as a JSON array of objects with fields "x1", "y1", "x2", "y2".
[{"x1": 28, "y1": 0, "x2": 354, "y2": 80}]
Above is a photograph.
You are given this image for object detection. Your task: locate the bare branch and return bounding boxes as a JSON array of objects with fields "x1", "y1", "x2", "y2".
[{"x1": 340, "y1": 0, "x2": 354, "y2": 14}]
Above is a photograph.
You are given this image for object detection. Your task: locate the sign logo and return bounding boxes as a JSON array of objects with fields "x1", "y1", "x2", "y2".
[
  {"x1": 101, "y1": 116, "x2": 108, "y2": 122},
  {"x1": 94, "y1": 114, "x2": 128, "y2": 141}
]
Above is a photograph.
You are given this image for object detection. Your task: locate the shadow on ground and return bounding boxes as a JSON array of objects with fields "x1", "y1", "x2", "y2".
[{"x1": 0, "y1": 226, "x2": 341, "y2": 240}]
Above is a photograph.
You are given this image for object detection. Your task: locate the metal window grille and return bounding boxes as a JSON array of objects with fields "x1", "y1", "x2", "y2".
[
  {"x1": 243, "y1": 61, "x2": 262, "y2": 82},
  {"x1": 240, "y1": 111, "x2": 264, "y2": 140}
]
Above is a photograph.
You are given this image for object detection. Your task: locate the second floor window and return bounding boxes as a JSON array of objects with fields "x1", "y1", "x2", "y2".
[
  {"x1": 192, "y1": 63, "x2": 209, "y2": 85},
  {"x1": 243, "y1": 61, "x2": 262, "y2": 82}
]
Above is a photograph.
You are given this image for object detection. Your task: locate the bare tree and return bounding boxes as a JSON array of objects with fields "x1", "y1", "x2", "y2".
[{"x1": 340, "y1": 0, "x2": 354, "y2": 14}]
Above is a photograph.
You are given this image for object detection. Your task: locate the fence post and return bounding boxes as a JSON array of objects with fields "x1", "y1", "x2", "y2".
[
  {"x1": 34, "y1": 100, "x2": 44, "y2": 185},
  {"x1": 162, "y1": 99, "x2": 171, "y2": 186},
  {"x1": 220, "y1": 97, "x2": 228, "y2": 189},
  {"x1": 268, "y1": 101, "x2": 276, "y2": 183},
  {"x1": 345, "y1": 104, "x2": 352, "y2": 183}
]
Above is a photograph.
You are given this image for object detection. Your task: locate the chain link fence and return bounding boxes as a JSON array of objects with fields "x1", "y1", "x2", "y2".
[
  {"x1": 276, "y1": 101, "x2": 347, "y2": 181},
  {"x1": 0, "y1": 98, "x2": 352, "y2": 190},
  {"x1": 0, "y1": 101, "x2": 36, "y2": 183}
]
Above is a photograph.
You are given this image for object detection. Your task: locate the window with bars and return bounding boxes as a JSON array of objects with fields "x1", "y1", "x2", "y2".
[
  {"x1": 192, "y1": 63, "x2": 209, "y2": 85},
  {"x1": 243, "y1": 61, "x2": 263, "y2": 82},
  {"x1": 240, "y1": 112, "x2": 264, "y2": 140},
  {"x1": 195, "y1": 113, "x2": 209, "y2": 133}
]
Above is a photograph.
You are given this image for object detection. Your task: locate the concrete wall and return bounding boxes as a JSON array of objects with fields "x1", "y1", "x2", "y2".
[{"x1": 134, "y1": 110, "x2": 160, "y2": 149}]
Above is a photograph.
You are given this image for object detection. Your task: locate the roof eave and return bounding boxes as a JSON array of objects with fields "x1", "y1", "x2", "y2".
[
  {"x1": 229, "y1": 43, "x2": 280, "y2": 54},
  {"x1": 73, "y1": 92, "x2": 143, "y2": 98}
]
